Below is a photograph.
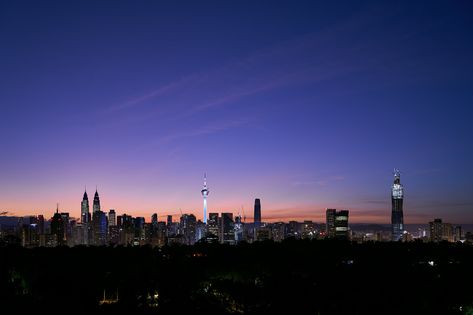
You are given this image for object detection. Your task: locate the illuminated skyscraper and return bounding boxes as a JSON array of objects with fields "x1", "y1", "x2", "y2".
[
  {"x1": 391, "y1": 169, "x2": 404, "y2": 241},
  {"x1": 207, "y1": 213, "x2": 219, "y2": 236},
  {"x1": 81, "y1": 189, "x2": 89, "y2": 224},
  {"x1": 335, "y1": 210, "x2": 349, "y2": 240},
  {"x1": 220, "y1": 213, "x2": 235, "y2": 244},
  {"x1": 93, "y1": 189, "x2": 101, "y2": 213},
  {"x1": 92, "y1": 210, "x2": 107, "y2": 245},
  {"x1": 201, "y1": 174, "x2": 209, "y2": 224},
  {"x1": 80, "y1": 190, "x2": 90, "y2": 245},
  {"x1": 326, "y1": 209, "x2": 349, "y2": 240},
  {"x1": 180, "y1": 214, "x2": 197, "y2": 245},
  {"x1": 326, "y1": 209, "x2": 336, "y2": 238},
  {"x1": 108, "y1": 209, "x2": 116, "y2": 226}
]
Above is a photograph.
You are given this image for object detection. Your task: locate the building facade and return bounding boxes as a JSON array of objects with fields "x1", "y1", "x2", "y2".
[{"x1": 391, "y1": 169, "x2": 404, "y2": 241}]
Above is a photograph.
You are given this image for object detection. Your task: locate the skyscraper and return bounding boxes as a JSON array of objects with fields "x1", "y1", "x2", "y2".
[
  {"x1": 391, "y1": 169, "x2": 404, "y2": 241},
  {"x1": 81, "y1": 189, "x2": 89, "y2": 224},
  {"x1": 51, "y1": 204, "x2": 65, "y2": 246},
  {"x1": 201, "y1": 174, "x2": 209, "y2": 224},
  {"x1": 335, "y1": 210, "x2": 349, "y2": 240},
  {"x1": 180, "y1": 214, "x2": 197, "y2": 245},
  {"x1": 93, "y1": 189, "x2": 101, "y2": 213},
  {"x1": 108, "y1": 209, "x2": 116, "y2": 226},
  {"x1": 151, "y1": 213, "x2": 158, "y2": 227},
  {"x1": 429, "y1": 218, "x2": 455, "y2": 242},
  {"x1": 207, "y1": 213, "x2": 219, "y2": 237},
  {"x1": 220, "y1": 213, "x2": 235, "y2": 244},
  {"x1": 326, "y1": 209, "x2": 349, "y2": 240},
  {"x1": 254, "y1": 198, "x2": 261, "y2": 228},
  {"x1": 92, "y1": 210, "x2": 107, "y2": 245},
  {"x1": 80, "y1": 190, "x2": 90, "y2": 245},
  {"x1": 429, "y1": 218, "x2": 443, "y2": 242},
  {"x1": 326, "y1": 209, "x2": 336, "y2": 238}
]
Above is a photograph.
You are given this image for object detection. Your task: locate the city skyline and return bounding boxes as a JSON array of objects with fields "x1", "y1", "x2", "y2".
[
  {"x1": 1, "y1": 1, "x2": 472, "y2": 224},
  {"x1": 0, "y1": 165, "x2": 471, "y2": 225},
  {"x1": 0, "y1": 169, "x2": 469, "y2": 226}
]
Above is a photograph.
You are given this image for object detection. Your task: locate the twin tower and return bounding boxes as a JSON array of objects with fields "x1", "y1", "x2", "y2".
[{"x1": 81, "y1": 188, "x2": 101, "y2": 224}]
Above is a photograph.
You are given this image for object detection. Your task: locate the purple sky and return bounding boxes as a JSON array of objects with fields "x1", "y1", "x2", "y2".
[{"x1": 1, "y1": 1, "x2": 472, "y2": 223}]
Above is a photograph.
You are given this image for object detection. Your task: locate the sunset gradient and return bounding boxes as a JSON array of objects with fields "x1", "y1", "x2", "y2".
[{"x1": 1, "y1": 1, "x2": 472, "y2": 224}]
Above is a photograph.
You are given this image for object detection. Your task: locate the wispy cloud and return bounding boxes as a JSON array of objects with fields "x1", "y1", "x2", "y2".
[
  {"x1": 105, "y1": 16, "x2": 382, "y2": 120},
  {"x1": 106, "y1": 75, "x2": 197, "y2": 113},
  {"x1": 148, "y1": 118, "x2": 251, "y2": 146},
  {"x1": 291, "y1": 175, "x2": 345, "y2": 187}
]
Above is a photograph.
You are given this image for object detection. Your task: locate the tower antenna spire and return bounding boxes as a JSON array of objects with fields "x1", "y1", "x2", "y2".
[{"x1": 201, "y1": 173, "x2": 209, "y2": 224}]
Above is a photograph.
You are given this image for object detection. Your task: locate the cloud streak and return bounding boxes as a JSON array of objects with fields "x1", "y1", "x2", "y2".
[
  {"x1": 143, "y1": 118, "x2": 252, "y2": 147},
  {"x1": 106, "y1": 12, "x2": 397, "y2": 123}
]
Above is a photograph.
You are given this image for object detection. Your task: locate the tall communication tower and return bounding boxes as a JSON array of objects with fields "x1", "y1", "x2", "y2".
[{"x1": 201, "y1": 173, "x2": 209, "y2": 224}]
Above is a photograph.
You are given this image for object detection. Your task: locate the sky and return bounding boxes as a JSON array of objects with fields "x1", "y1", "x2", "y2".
[{"x1": 1, "y1": 1, "x2": 472, "y2": 224}]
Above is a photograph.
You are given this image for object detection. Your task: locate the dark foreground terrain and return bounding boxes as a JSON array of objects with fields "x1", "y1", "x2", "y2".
[{"x1": 1, "y1": 240, "x2": 473, "y2": 315}]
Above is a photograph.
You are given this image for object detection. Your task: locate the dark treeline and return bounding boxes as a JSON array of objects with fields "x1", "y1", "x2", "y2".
[{"x1": 1, "y1": 240, "x2": 473, "y2": 315}]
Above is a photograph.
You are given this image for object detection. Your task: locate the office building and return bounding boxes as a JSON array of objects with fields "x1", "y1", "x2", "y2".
[
  {"x1": 326, "y1": 209, "x2": 349, "y2": 240},
  {"x1": 391, "y1": 169, "x2": 404, "y2": 241},
  {"x1": 220, "y1": 213, "x2": 235, "y2": 244},
  {"x1": 108, "y1": 209, "x2": 116, "y2": 226},
  {"x1": 254, "y1": 199, "x2": 261, "y2": 228},
  {"x1": 207, "y1": 213, "x2": 219, "y2": 237}
]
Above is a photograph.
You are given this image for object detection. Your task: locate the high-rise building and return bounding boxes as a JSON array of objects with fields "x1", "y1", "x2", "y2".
[
  {"x1": 220, "y1": 213, "x2": 234, "y2": 244},
  {"x1": 234, "y1": 214, "x2": 243, "y2": 243},
  {"x1": 326, "y1": 209, "x2": 349, "y2": 240},
  {"x1": 80, "y1": 190, "x2": 91, "y2": 245},
  {"x1": 429, "y1": 218, "x2": 443, "y2": 242},
  {"x1": 391, "y1": 169, "x2": 404, "y2": 241},
  {"x1": 180, "y1": 214, "x2": 197, "y2": 245},
  {"x1": 151, "y1": 213, "x2": 158, "y2": 227},
  {"x1": 108, "y1": 209, "x2": 116, "y2": 226},
  {"x1": 429, "y1": 218, "x2": 456, "y2": 242},
  {"x1": 195, "y1": 220, "x2": 206, "y2": 242},
  {"x1": 254, "y1": 199, "x2": 261, "y2": 228},
  {"x1": 60, "y1": 212, "x2": 71, "y2": 245},
  {"x1": 81, "y1": 190, "x2": 90, "y2": 224},
  {"x1": 271, "y1": 222, "x2": 286, "y2": 242},
  {"x1": 92, "y1": 210, "x2": 107, "y2": 245},
  {"x1": 166, "y1": 215, "x2": 173, "y2": 237},
  {"x1": 326, "y1": 209, "x2": 336, "y2": 238},
  {"x1": 51, "y1": 205, "x2": 65, "y2": 246},
  {"x1": 201, "y1": 174, "x2": 209, "y2": 224},
  {"x1": 207, "y1": 213, "x2": 219, "y2": 237},
  {"x1": 287, "y1": 221, "x2": 300, "y2": 238},
  {"x1": 335, "y1": 210, "x2": 349, "y2": 240},
  {"x1": 134, "y1": 217, "x2": 145, "y2": 243},
  {"x1": 93, "y1": 189, "x2": 101, "y2": 213},
  {"x1": 302, "y1": 220, "x2": 315, "y2": 239},
  {"x1": 38, "y1": 215, "x2": 45, "y2": 235},
  {"x1": 255, "y1": 227, "x2": 271, "y2": 241},
  {"x1": 454, "y1": 225, "x2": 462, "y2": 242}
]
